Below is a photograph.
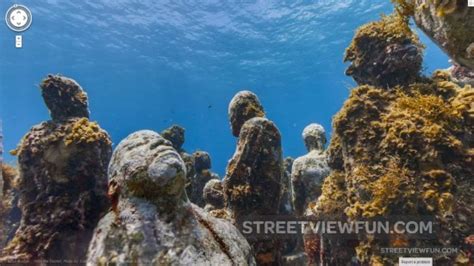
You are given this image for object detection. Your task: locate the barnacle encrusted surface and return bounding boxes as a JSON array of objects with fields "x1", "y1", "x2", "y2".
[
  {"x1": 344, "y1": 13, "x2": 424, "y2": 87},
  {"x1": 87, "y1": 130, "x2": 255, "y2": 265}
]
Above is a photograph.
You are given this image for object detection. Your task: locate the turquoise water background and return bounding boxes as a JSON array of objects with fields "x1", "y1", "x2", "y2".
[{"x1": 0, "y1": 0, "x2": 449, "y2": 175}]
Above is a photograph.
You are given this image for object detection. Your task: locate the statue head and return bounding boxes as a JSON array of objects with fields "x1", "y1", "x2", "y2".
[
  {"x1": 108, "y1": 130, "x2": 187, "y2": 210},
  {"x1": 228, "y1": 91, "x2": 265, "y2": 137},
  {"x1": 302, "y1": 123, "x2": 326, "y2": 152},
  {"x1": 40, "y1": 75, "x2": 90, "y2": 121}
]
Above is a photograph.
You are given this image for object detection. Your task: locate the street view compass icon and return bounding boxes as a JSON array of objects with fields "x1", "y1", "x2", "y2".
[{"x1": 5, "y1": 4, "x2": 32, "y2": 32}]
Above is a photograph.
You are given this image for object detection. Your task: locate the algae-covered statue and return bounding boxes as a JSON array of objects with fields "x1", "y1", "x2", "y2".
[
  {"x1": 307, "y1": 12, "x2": 474, "y2": 265},
  {"x1": 86, "y1": 130, "x2": 255, "y2": 265},
  {"x1": 160, "y1": 124, "x2": 196, "y2": 183},
  {"x1": 0, "y1": 75, "x2": 112, "y2": 263},
  {"x1": 291, "y1": 124, "x2": 330, "y2": 217},
  {"x1": 203, "y1": 178, "x2": 224, "y2": 212},
  {"x1": 223, "y1": 90, "x2": 283, "y2": 265},
  {"x1": 344, "y1": 13, "x2": 424, "y2": 87},
  {"x1": 187, "y1": 151, "x2": 219, "y2": 207}
]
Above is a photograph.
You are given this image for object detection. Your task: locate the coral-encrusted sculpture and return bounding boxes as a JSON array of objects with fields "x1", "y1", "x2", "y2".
[
  {"x1": 0, "y1": 75, "x2": 112, "y2": 263},
  {"x1": 392, "y1": 0, "x2": 474, "y2": 70},
  {"x1": 223, "y1": 90, "x2": 283, "y2": 265},
  {"x1": 344, "y1": 13, "x2": 424, "y2": 88},
  {"x1": 160, "y1": 125, "x2": 195, "y2": 180},
  {"x1": 228, "y1": 90, "x2": 266, "y2": 137},
  {"x1": 0, "y1": 129, "x2": 20, "y2": 251},
  {"x1": 87, "y1": 130, "x2": 255, "y2": 265},
  {"x1": 0, "y1": 163, "x2": 20, "y2": 251},
  {"x1": 187, "y1": 151, "x2": 219, "y2": 207},
  {"x1": 203, "y1": 178, "x2": 224, "y2": 212},
  {"x1": 291, "y1": 124, "x2": 330, "y2": 217},
  {"x1": 307, "y1": 14, "x2": 474, "y2": 265}
]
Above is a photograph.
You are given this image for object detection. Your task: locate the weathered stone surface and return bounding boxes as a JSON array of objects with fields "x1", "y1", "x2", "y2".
[
  {"x1": 87, "y1": 130, "x2": 255, "y2": 265},
  {"x1": 344, "y1": 13, "x2": 424, "y2": 88},
  {"x1": 0, "y1": 75, "x2": 112, "y2": 263},
  {"x1": 186, "y1": 151, "x2": 219, "y2": 207},
  {"x1": 203, "y1": 178, "x2": 224, "y2": 212},
  {"x1": 393, "y1": 0, "x2": 474, "y2": 70},
  {"x1": 224, "y1": 91, "x2": 283, "y2": 265},
  {"x1": 228, "y1": 90, "x2": 265, "y2": 137},
  {"x1": 291, "y1": 124, "x2": 330, "y2": 217}
]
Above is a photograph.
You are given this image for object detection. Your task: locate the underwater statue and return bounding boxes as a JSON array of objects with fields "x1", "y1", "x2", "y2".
[
  {"x1": 392, "y1": 0, "x2": 474, "y2": 71},
  {"x1": 0, "y1": 75, "x2": 112, "y2": 263},
  {"x1": 344, "y1": 13, "x2": 424, "y2": 88},
  {"x1": 0, "y1": 129, "x2": 19, "y2": 251},
  {"x1": 203, "y1": 178, "x2": 224, "y2": 212},
  {"x1": 160, "y1": 124, "x2": 196, "y2": 181},
  {"x1": 306, "y1": 13, "x2": 474, "y2": 265},
  {"x1": 280, "y1": 156, "x2": 295, "y2": 215},
  {"x1": 223, "y1": 90, "x2": 284, "y2": 265},
  {"x1": 291, "y1": 124, "x2": 330, "y2": 217},
  {"x1": 0, "y1": 163, "x2": 20, "y2": 252},
  {"x1": 187, "y1": 151, "x2": 219, "y2": 207},
  {"x1": 86, "y1": 130, "x2": 255, "y2": 265}
]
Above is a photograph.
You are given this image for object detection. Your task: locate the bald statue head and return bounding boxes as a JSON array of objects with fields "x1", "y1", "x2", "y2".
[
  {"x1": 302, "y1": 123, "x2": 326, "y2": 152},
  {"x1": 108, "y1": 130, "x2": 187, "y2": 210},
  {"x1": 228, "y1": 91, "x2": 265, "y2": 137}
]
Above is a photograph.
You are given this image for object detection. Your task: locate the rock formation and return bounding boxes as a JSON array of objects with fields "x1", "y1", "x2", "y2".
[
  {"x1": 203, "y1": 178, "x2": 224, "y2": 212},
  {"x1": 223, "y1": 90, "x2": 283, "y2": 265},
  {"x1": 307, "y1": 13, "x2": 474, "y2": 265},
  {"x1": 87, "y1": 130, "x2": 255, "y2": 265},
  {"x1": 392, "y1": 0, "x2": 474, "y2": 70},
  {"x1": 187, "y1": 151, "x2": 219, "y2": 207},
  {"x1": 0, "y1": 75, "x2": 112, "y2": 263},
  {"x1": 291, "y1": 124, "x2": 330, "y2": 217}
]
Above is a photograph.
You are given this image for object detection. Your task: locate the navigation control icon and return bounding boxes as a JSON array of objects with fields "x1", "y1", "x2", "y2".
[{"x1": 5, "y1": 4, "x2": 32, "y2": 32}]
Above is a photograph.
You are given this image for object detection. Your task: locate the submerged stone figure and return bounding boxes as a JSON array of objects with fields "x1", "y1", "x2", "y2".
[
  {"x1": 187, "y1": 151, "x2": 219, "y2": 207},
  {"x1": 87, "y1": 130, "x2": 254, "y2": 265},
  {"x1": 308, "y1": 13, "x2": 474, "y2": 265},
  {"x1": 344, "y1": 13, "x2": 424, "y2": 87},
  {"x1": 223, "y1": 90, "x2": 283, "y2": 265},
  {"x1": 0, "y1": 130, "x2": 21, "y2": 251},
  {"x1": 392, "y1": 0, "x2": 474, "y2": 70},
  {"x1": 0, "y1": 75, "x2": 112, "y2": 263},
  {"x1": 280, "y1": 157, "x2": 295, "y2": 215},
  {"x1": 203, "y1": 178, "x2": 224, "y2": 212},
  {"x1": 160, "y1": 124, "x2": 195, "y2": 179},
  {"x1": 291, "y1": 124, "x2": 330, "y2": 217},
  {"x1": 0, "y1": 163, "x2": 20, "y2": 251}
]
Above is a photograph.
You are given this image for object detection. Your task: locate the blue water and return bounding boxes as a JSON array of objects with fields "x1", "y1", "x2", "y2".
[{"x1": 0, "y1": 0, "x2": 449, "y2": 176}]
